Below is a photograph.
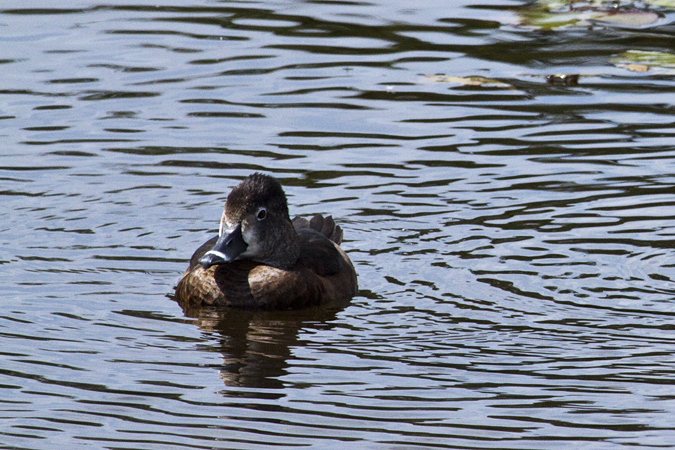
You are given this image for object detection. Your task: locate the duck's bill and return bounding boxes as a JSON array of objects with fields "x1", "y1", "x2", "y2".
[{"x1": 198, "y1": 223, "x2": 248, "y2": 269}]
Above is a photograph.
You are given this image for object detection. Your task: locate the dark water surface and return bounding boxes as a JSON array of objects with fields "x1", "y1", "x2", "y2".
[{"x1": 3, "y1": 1, "x2": 675, "y2": 448}]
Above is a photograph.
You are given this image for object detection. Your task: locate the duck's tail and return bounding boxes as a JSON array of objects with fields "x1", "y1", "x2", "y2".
[{"x1": 292, "y1": 214, "x2": 343, "y2": 245}]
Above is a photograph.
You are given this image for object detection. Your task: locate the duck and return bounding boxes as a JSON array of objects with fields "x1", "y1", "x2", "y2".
[{"x1": 175, "y1": 173, "x2": 358, "y2": 309}]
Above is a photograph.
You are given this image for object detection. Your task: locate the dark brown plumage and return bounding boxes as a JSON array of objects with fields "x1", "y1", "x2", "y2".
[{"x1": 175, "y1": 174, "x2": 358, "y2": 310}]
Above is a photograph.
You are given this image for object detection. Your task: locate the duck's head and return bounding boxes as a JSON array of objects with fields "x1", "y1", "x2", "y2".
[{"x1": 198, "y1": 173, "x2": 300, "y2": 270}]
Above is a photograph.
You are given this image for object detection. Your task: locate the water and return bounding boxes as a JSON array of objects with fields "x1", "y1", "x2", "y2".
[{"x1": 2, "y1": 0, "x2": 675, "y2": 448}]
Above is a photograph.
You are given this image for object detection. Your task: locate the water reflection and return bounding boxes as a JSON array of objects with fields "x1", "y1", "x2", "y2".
[{"x1": 180, "y1": 299, "x2": 350, "y2": 389}]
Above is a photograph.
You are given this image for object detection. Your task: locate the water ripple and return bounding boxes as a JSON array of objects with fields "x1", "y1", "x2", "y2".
[{"x1": 3, "y1": 0, "x2": 675, "y2": 448}]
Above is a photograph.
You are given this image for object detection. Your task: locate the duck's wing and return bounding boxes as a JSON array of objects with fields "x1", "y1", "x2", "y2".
[
  {"x1": 295, "y1": 228, "x2": 343, "y2": 276},
  {"x1": 292, "y1": 214, "x2": 343, "y2": 245}
]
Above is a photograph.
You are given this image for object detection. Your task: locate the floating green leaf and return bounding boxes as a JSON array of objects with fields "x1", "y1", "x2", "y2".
[
  {"x1": 518, "y1": 1, "x2": 666, "y2": 30},
  {"x1": 611, "y1": 50, "x2": 675, "y2": 71},
  {"x1": 645, "y1": 0, "x2": 675, "y2": 7}
]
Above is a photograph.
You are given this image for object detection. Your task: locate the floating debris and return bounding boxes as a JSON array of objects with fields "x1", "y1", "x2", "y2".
[
  {"x1": 418, "y1": 74, "x2": 513, "y2": 88},
  {"x1": 623, "y1": 63, "x2": 650, "y2": 72},
  {"x1": 546, "y1": 74, "x2": 580, "y2": 85}
]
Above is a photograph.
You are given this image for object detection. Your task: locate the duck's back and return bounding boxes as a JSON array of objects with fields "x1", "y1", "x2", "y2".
[{"x1": 175, "y1": 214, "x2": 357, "y2": 310}]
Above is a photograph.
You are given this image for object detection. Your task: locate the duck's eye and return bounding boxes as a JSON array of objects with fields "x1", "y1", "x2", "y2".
[{"x1": 256, "y1": 207, "x2": 267, "y2": 221}]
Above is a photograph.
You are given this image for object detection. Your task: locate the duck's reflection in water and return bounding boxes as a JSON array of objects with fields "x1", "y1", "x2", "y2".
[{"x1": 179, "y1": 300, "x2": 350, "y2": 389}]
